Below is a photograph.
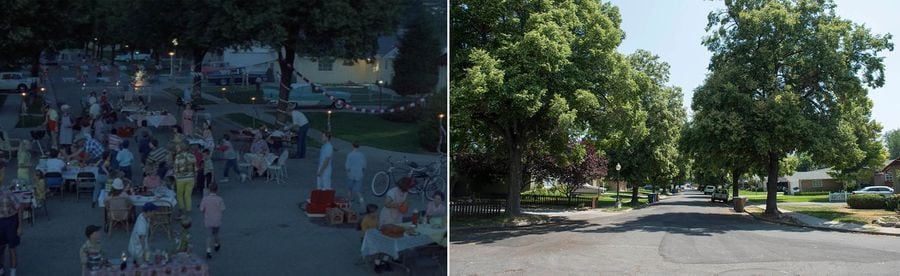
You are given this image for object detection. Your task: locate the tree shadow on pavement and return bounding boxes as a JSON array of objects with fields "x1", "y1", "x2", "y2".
[
  {"x1": 450, "y1": 217, "x2": 596, "y2": 245},
  {"x1": 570, "y1": 212, "x2": 813, "y2": 236}
]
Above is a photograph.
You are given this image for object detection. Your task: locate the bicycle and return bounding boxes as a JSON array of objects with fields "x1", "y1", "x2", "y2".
[{"x1": 371, "y1": 156, "x2": 444, "y2": 203}]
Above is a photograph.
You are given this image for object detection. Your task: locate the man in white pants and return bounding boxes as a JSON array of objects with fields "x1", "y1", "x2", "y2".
[{"x1": 316, "y1": 132, "x2": 333, "y2": 190}]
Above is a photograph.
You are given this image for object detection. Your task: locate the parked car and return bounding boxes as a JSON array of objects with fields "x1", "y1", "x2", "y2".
[
  {"x1": 262, "y1": 83, "x2": 352, "y2": 109},
  {"x1": 114, "y1": 52, "x2": 151, "y2": 62},
  {"x1": 703, "y1": 185, "x2": 716, "y2": 195},
  {"x1": 851, "y1": 186, "x2": 894, "y2": 197},
  {"x1": 0, "y1": 72, "x2": 39, "y2": 92},
  {"x1": 207, "y1": 68, "x2": 266, "y2": 86}
]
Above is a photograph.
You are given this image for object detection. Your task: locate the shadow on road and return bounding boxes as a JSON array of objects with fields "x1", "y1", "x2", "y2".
[
  {"x1": 450, "y1": 217, "x2": 596, "y2": 245},
  {"x1": 570, "y1": 212, "x2": 813, "y2": 236}
]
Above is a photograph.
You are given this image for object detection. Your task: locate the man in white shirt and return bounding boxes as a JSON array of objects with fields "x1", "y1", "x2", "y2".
[
  {"x1": 290, "y1": 109, "x2": 309, "y2": 159},
  {"x1": 44, "y1": 149, "x2": 66, "y2": 174},
  {"x1": 316, "y1": 132, "x2": 333, "y2": 190}
]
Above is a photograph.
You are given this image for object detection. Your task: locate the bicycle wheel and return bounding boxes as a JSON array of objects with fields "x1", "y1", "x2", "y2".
[
  {"x1": 371, "y1": 171, "x2": 391, "y2": 197},
  {"x1": 423, "y1": 177, "x2": 444, "y2": 202}
]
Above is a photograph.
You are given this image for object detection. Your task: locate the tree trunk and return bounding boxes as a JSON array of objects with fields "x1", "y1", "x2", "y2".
[
  {"x1": 764, "y1": 151, "x2": 780, "y2": 214},
  {"x1": 731, "y1": 169, "x2": 740, "y2": 202},
  {"x1": 631, "y1": 183, "x2": 639, "y2": 207},
  {"x1": 276, "y1": 25, "x2": 299, "y2": 126},
  {"x1": 506, "y1": 138, "x2": 524, "y2": 216},
  {"x1": 30, "y1": 51, "x2": 41, "y2": 78},
  {"x1": 191, "y1": 48, "x2": 207, "y2": 101}
]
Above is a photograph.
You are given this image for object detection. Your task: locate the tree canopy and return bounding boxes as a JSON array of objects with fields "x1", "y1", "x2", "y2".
[{"x1": 700, "y1": 0, "x2": 893, "y2": 214}]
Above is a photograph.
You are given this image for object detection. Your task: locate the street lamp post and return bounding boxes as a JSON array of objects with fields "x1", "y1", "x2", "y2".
[
  {"x1": 169, "y1": 52, "x2": 175, "y2": 77},
  {"x1": 376, "y1": 80, "x2": 384, "y2": 110},
  {"x1": 327, "y1": 110, "x2": 332, "y2": 132},
  {"x1": 251, "y1": 96, "x2": 258, "y2": 127},
  {"x1": 615, "y1": 163, "x2": 622, "y2": 208}
]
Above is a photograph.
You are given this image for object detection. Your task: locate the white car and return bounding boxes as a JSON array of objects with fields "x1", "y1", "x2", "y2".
[
  {"x1": 852, "y1": 186, "x2": 894, "y2": 196},
  {"x1": 703, "y1": 185, "x2": 716, "y2": 195},
  {"x1": 114, "y1": 52, "x2": 151, "y2": 62},
  {"x1": 0, "y1": 72, "x2": 38, "y2": 92}
]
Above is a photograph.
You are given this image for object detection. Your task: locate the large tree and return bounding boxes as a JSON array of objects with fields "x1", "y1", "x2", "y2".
[
  {"x1": 392, "y1": 4, "x2": 442, "y2": 96},
  {"x1": 452, "y1": 0, "x2": 645, "y2": 215},
  {"x1": 703, "y1": 0, "x2": 893, "y2": 214},
  {"x1": 257, "y1": 0, "x2": 401, "y2": 126},
  {"x1": 886, "y1": 129, "x2": 900, "y2": 160}
]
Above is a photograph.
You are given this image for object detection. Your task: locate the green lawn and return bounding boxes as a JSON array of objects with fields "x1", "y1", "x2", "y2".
[
  {"x1": 745, "y1": 194, "x2": 829, "y2": 203},
  {"x1": 163, "y1": 87, "x2": 215, "y2": 105},
  {"x1": 779, "y1": 205, "x2": 893, "y2": 225},
  {"x1": 203, "y1": 86, "x2": 262, "y2": 105},
  {"x1": 304, "y1": 111, "x2": 426, "y2": 154},
  {"x1": 16, "y1": 115, "x2": 44, "y2": 128}
]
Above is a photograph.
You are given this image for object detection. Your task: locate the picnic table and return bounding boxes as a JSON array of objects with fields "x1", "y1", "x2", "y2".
[
  {"x1": 35, "y1": 162, "x2": 99, "y2": 181},
  {"x1": 360, "y1": 221, "x2": 447, "y2": 260},
  {"x1": 97, "y1": 187, "x2": 177, "y2": 209},
  {"x1": 128, "y1": 112, "x2": 176, "y2": 128}
]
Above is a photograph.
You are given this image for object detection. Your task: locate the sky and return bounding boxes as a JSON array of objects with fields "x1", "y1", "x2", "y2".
[{"x1": 609, "y1": 0, "x2": 900, "y2": 133}]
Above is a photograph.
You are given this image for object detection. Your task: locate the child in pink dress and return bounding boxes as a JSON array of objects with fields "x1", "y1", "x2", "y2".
[{"x1": 199, "y1": 183, "x2": 225, "y2": 259}]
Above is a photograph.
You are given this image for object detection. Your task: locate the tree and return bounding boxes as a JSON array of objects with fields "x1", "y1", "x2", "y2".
[
  {"x1": 392, "y1": 4, "x2": 442, "y2": 96},
  {"x1": 609, "y1": 50, "x2": 684, "y2": 207},
  {"x1": 452, "y1": 0, "x2": 645, "y2": 215},
  {"x1": 703, "y1": 0, "x2": 893, "y2": 214},
  {"x1": 256, "y1": 0, "x2": 402, "y2": 126},
  {"x1": 531, "y1": 141, "x2": 608, "y2": 200},
  {"x1": 886, "y1": 129, "x2": 900, "y2": 160}
]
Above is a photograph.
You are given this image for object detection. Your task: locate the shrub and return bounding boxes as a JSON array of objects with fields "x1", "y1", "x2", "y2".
[
  {"x1": 793, "y1": 191, "x2": 830, "y2": 196},
  {"x1": 885, "y1": 195, "x2": 900, "y2": 211},
  {"x1": 847, "y1": 194, "x2": 887, "y2": 209}
]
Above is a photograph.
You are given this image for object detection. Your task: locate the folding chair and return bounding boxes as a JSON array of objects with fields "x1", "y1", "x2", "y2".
[
  {"x1": 44, "y1": 172, "x2": 64, "y2": 199},
  {"x1": 75, "y1": 172, "x2": 97, "y2": 202}
]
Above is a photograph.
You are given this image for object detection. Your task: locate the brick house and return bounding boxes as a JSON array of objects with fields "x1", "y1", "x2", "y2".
[
  {"x1": 784, "y1": 168, "x2": 843, "y2": 192},
  {"x1": 874, "y1": 159, "x2": 900, "y2": 193}
]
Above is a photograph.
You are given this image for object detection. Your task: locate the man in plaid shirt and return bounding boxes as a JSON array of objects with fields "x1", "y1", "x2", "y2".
[{"x1": 83, "y1": 135, "x2": 104, "y2": 162}]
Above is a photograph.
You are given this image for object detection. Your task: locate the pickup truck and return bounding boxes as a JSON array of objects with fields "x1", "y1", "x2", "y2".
[
  {"x1": 207, "y1": 68, "x2": 266, "y2": 86},
  {"x1": 0, "y1": 72, "x2": 39, "y2": 92},
  {"x1": 114, "y1": 52, "x2": 151, "y2": 62},
  {"x1": 711, "y1": 189, "x2": 729, "y2": 203},
  {"x1": 262, "y1": 83, "x2": 352, "y2": 109}
]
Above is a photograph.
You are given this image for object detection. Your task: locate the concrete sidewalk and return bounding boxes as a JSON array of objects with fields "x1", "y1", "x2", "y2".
[{"x1": 749, "y1": 204, "x2": 900, "y2": 235}]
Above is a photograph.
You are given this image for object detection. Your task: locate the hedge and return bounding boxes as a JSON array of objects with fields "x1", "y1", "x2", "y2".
[
  {"x1": 885, "y1": 195, "x2": 900, "y2": 211},
  {"x1": 793, "y1": 191, "x2": 830, "y2": 196},
  {"x1": 847, "y1": 194, "x2": 887, "y2": 209}
]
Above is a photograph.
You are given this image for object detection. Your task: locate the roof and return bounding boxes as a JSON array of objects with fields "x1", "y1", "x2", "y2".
[
  {"x1": 883, "y1": 159, "x2": 900, "y2": 172},
  {"x1": 377, "y1": 36, "x2": 398, "y2": 57},
  {"x1": 784, "y1": 168, "x2": 833, "y2": 183}
]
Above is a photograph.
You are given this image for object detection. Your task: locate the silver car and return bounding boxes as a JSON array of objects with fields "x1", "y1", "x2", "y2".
[{"x1": 852, "y1": 186, "x2": 895, "y2": 197}]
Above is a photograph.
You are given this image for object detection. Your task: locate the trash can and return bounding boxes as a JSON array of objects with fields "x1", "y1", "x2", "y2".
[
  {"x1": 733, "y1": 196, "x2": 747, "y2": 212},
  {"x1": 649, "y1": 193, "x2": 658, "y2": 203}
]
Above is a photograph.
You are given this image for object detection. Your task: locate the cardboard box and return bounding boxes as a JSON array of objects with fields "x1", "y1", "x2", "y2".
[
  {"x1": 341, "y1": 208, "x2": 359, "y2": 224},
  {"x1": 326, "y1": 208, "x2": 344, "y2": 225},
  {"x1": 334, "y1": 197, "x2": 350, "y2": 209}
]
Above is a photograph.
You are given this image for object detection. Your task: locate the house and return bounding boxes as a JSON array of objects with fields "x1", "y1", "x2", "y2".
[
  {"x1": 783, "y1": 168, "x2": 842, "y2": 192},
  {"x1": 213, "y1": 36, "x2": 399, "y2": 86},
  {"x1": 874, "y1": 159, "x2": 900, "y2": 192},
  {"x1": 273, "y1": 36, "x2": 398, "y2": 86}
]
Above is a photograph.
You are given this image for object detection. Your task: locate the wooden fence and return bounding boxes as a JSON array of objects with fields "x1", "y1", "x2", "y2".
[{"x1": 451, "y1": 195, "x2": 594, "y2": 216}]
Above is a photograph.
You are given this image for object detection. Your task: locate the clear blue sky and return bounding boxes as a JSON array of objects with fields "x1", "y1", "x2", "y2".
[{"x1": 609, "y1": 0, "x2": 900, "y2": 133}]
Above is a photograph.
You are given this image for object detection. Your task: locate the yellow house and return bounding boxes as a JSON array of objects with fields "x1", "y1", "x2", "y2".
[{"x1": 270, "y1": 36, "x2": 398, "y2": 86}]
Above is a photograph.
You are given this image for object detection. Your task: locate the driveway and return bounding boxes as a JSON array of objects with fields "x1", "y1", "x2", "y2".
[{"x1": 450, "y1": 191, "x2": 900, "y2": 275}]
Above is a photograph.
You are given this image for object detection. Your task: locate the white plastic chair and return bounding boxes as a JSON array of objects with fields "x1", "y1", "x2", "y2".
[{"x1": 267, "y1": 150, "x2": 289, "y2": 184}]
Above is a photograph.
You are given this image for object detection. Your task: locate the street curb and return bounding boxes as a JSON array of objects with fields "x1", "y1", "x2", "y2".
[
  {"x1": 743, "y1": 209, "x2": 900, "y2": 237},
  {"x1": 450, "y1": 195, "x2": 673, "y2": 232}
]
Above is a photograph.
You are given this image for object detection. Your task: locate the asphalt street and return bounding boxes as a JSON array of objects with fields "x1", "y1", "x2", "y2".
[{"x1": 450, "y1": 190, "x2": 900, "y2": 275}]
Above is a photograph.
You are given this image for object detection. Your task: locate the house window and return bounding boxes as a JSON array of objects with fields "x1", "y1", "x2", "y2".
[
  {"x1": 888, "y1": 173, "x2": 894, "y2": 183},
  {"x1": 812, "y1": 180, "x2": 823, "y2": 188},
  {"x1": 318, "y1": 58, "x2": 334, "y2": 71}
]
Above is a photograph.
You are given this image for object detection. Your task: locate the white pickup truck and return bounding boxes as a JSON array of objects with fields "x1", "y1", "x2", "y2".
[{"x1": 0, "y1": 72, "x2": 39, "y2": 92}]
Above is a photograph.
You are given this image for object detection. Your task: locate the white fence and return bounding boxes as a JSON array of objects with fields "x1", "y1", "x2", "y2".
[{"x1": 829, "y1": 192, "x2": 849, "y2": 202}]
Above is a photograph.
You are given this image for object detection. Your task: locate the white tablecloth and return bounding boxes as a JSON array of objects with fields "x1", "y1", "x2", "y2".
[
  {"x1": 360, "y1": 226, "x2": 444, "y2": 259},
  {"x1": 129, "y1": 114, "x2": 176, "y2": 128},
  {"x1": 98, "y1": 188, "x2": 176, "y2": 208},
  {"x1": 34, "y1": 164, "x2": 99, "y2": 181}
]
